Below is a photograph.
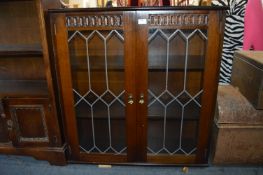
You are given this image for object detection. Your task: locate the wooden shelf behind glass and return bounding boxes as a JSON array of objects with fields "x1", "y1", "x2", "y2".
[{"x1": 0, "y1": 44, "x2": 43, "y2": 57}]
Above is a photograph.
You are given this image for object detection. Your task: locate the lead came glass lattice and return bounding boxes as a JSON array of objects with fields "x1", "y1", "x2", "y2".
[
  {"x1": 147, "y1": 29, "x2": 207, "y2": 156},
  {"x1": 68, "y1": 30, "x2": 126, "y2": 155}
]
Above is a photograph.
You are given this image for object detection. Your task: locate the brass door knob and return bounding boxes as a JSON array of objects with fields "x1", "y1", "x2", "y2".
[
  {"x1": 139, "y1": 93, "x2": 144, "y2": 104},
  {"x1": 127, "y1": 94, "x2": 134, "y2": 105}
]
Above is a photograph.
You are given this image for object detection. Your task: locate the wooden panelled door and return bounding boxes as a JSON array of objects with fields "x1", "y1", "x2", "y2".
[{"x1": 50, "y1": 9, "x2": 223, "y2": 164}]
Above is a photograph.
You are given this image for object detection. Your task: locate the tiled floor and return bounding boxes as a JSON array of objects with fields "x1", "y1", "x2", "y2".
[{"x1": 0, "y1": 155, "x2": 262, "y2": 175}]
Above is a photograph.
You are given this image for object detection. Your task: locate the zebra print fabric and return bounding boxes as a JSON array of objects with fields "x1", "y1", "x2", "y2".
[{"x1": 212, "y1": 0, "x2": 247, "y2": 84}]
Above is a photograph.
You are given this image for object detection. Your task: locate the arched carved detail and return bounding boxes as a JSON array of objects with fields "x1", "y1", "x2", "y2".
[
  {"x1": 148, "y1": 14, "x2": 208, "y2": 26},
  {"x1": 66, "y1": 15, "x2": 123, "y2": 27}
]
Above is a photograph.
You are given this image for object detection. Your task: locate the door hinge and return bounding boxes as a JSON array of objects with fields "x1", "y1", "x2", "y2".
[{"x1": 54, "y1": 23, "x2": 57, "y2": 35}]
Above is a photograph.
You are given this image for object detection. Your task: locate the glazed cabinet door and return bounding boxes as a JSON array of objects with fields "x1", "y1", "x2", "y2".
[
  {"x1": 50, "y1": 12, "x2": 137, "y2": 162},
  {"x1": 136, "y1": 10, "x2": 224, "y2": 164}
]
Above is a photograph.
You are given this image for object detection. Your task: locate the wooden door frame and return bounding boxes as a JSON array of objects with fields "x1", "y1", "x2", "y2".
[
  {"x1": 196, "y1": 10, "x2": 225, "y2": 163},
  {"x1": 124, "y1": 11, "x2": 139, "y2": 162},
  {"x1": 135, "y1": 11, "x2": 149, "y2": 162},
  {"x1": 51, "y1": 13, "x2": 80, "y2": 160}
]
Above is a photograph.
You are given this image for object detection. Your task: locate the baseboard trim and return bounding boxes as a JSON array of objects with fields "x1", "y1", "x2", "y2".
[{"x1": 0, "y1": 143, "x2": 67, "y2": 165}]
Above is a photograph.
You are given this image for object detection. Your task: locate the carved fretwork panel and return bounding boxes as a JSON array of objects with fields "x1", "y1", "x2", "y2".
[
  {"x1": 66, "y1": 15, "x2": 123, "y2": 28},
  {"x1": 10, "y1": 105, "x2": 49, "y2": 143},
  {"x1": 148, "y1": 14, "x2": 208, "y2": 27}
]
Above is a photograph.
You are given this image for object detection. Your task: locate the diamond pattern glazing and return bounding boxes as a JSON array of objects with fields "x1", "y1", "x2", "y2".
[
  {"x1": 68, "y1": 30, "x2": 126, "y2": 155},
  {"x1": 148, "y1": 29, "x2": 207, "y2": 155}
]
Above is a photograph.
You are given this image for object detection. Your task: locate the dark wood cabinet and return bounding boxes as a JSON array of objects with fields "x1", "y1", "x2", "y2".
[
  {"x1": 0, "y1": 0, "x2": 66, "y2": 165},
  {"x1": 48, "y1": 7, "x2": 226, "y2": 164},
  {"x1": 0, "y1": 1, "x2": 226, "y2": 165}
]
